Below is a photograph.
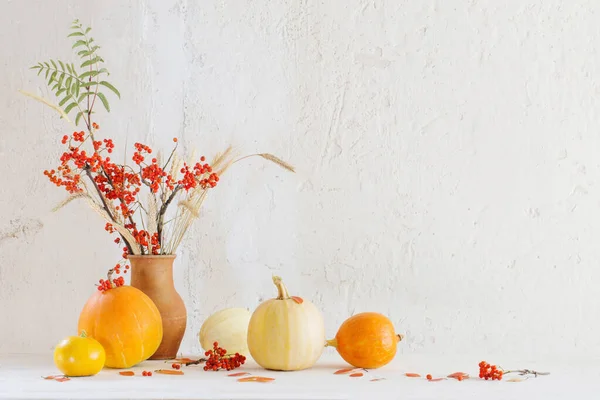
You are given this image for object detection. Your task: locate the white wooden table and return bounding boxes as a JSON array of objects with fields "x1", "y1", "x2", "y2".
[{"x1": 1, "y1": 352, "x2": 598, "y2": 399}]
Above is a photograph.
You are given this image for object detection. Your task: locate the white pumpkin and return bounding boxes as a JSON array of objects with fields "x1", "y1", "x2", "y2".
[
  {"x1": 199, "y1": 307, "x2": 252, "y2": 356},
  {"x1": 247, "y1": 276, "x2": 325, "y2": 371}
]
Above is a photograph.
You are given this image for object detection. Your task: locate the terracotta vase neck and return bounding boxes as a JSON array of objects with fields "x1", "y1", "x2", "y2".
[{"x1": 129, "y1": 255, "x2": 176, "y2": 289}]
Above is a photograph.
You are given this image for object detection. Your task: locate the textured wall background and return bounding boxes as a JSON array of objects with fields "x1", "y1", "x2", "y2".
[{"x1": 1, "y1": 0, "x2": 600, "y2": 359}]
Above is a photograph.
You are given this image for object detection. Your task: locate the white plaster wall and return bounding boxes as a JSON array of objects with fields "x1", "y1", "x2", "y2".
[{"x1": 1, "y1": 0, "x2": 600, "y2": 359}]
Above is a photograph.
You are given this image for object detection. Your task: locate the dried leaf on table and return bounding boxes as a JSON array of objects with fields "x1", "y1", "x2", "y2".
[
  {"x1": 237, "y1": 376, "x2": 275, "y2": 383},
  {"x1": 154, "y1": 369, "x2": 184, "y2": 375},
  {"x1": 448, "y1": 372, "x2": 469, "y2": 379},
  {"x1": 350, "y1": 373, "x2": 364, "y2": 377},
  {"x1": 168, "y1": 358, "x2": 195, "y2": 364},
  {"x1": 42, "y1": 375, "x2": 70, "y2": 382},
  {"x1": 405, "y1": 373, "x2": 421, "y2": 377},
  {"x1": 370, "y1": 378, "x2": 386, "y2": 382},
  {"x1": 228, "y1": 372, "x2": 250, "y2": 377},
  {"x1": 119, "y1": 371, "x2": 135, "y2": 376},
  {"x1": 428, "y1": 378, "x2": 445, "y2": 382},
  {"x1": 507, "y1": 378, "x2": 524, "y2": 382},
  {"x1": 334, "y1": 368, "x2": 355, "y2": 375}
]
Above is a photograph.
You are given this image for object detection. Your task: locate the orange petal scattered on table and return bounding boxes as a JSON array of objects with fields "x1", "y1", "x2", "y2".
[
  {"x1": 118, "y1": 371, "x2": 135, "y2": 376},
  {"x1": 349, "y1": 373, "x2": 364, "y2": 377},
  {"x1": 334, "y1": 368, "x2": 355, "y2": 375},
  {"x1": 237, "y1": 376, "x2": 275, "y2": 383},
  {"x1": 405, "y1": 373, "x2": 421, "y2": 377},
  {"x1": 228, "y1": 372, "x2": 250, "y2": 377},
  {"x1": 154, "y1": 369, "x2": 184, "y2": 375}
]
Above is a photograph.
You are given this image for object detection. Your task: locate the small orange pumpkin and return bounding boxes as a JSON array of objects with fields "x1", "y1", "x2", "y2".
[
  {"x1": 326, "y1": 312, "x2": 403, "y2": 369},
  {"x1": 78, "y1": 285, "x2": 163, "y2": 368}
]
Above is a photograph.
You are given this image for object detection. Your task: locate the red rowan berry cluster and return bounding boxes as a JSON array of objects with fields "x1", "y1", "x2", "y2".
[
  {"x1": 171, "y1": 363, "x2": 181, "y2": 370},
  {"x1": 45, "y1": 126, "x2": 221, "y2": 260},
  {"x1": 97, "y1": 276, "x2": 125, "y2": 292},
  {"x1": 142, "y1": 370, "x2": 152, "y2": 376},
  {"x1": 203, "y1": 342, "x2": 246, "y2": 371},
  {"x1": 479, "y1": 361, "x2": 503, "y2": 380}
]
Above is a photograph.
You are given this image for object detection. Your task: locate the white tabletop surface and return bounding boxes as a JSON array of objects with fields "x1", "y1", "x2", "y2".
[{"x1": 1, "y1": 351, "x2": 598, "y2": 400}]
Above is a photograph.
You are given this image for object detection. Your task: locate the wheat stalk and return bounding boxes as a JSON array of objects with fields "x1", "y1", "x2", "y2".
[
  {"x1": 257, "y1": 153, "x2": 295, "y2": 172},
  {"x1": 18, "y1": 90, "x2": 74, "y2": 125},
  {"x1": 147, "y1": 193, "x2": 158, "y2": 254},
  {"x1": 52, "y1": 193, "x2": 92, "y2": 212},
  {"x1": 85, "y1": 198, "x2": 142, "y2": 255}
]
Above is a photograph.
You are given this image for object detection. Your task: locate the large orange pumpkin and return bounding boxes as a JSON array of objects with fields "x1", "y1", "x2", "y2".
[
  {"x1": 78, "y1": 286, "x2": 163, "y2": 368},
  {"x1": 326, "y1": 312, "x2": 403, "y2": 369}
]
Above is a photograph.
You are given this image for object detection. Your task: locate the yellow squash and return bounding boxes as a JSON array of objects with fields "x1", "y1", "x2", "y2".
[
  {"x1": 199, "y1": 307, "x2": 251, "y2": 356},
  {"x1": 53, "y1": 331, "x2": 106, "y2": 377},
  {"x1": 247, "y1": 276, "x2": 325, "y2": 371}
]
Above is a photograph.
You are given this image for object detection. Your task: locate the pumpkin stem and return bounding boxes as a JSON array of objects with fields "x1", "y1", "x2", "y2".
[
  {"x1": 272, "y1": 275, "x2": 290, "y2": 299},
  {"x1": 325, "y1": 338, "x2": 338, "y2": 348},
  {"x1": 396, "y1": 334, "x2": 404, "y2": 342},
  {"x1": 79, "y1": 330, "x2": 88, "y2": 338}
]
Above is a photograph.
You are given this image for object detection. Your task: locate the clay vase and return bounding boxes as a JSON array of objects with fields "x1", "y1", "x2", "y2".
[{"x1": 128, "y1": 255, "x2": 186, "y2": 360}]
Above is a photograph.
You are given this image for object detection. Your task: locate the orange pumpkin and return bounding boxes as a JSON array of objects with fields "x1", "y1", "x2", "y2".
[
  {"x1": 326, "y1": 312, "x2": 403, "y2": 369},
  {"x1": 78, "y1": 286, "x2": 163, "y2": 368}
]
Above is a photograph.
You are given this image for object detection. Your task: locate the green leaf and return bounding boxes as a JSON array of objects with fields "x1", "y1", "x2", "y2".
[
  {"x1": 79, "y1": 70, "x2": 99, "y2": 80},
  {"x1": 97, "y1": 68, "x2": 109, "y2": 75},
  {"x1": 58, "y1": 60, "x2": 65, "y2": 71},
  {"x1": 59, "y1": 94, "x2": 71, "y2": 107},
  {"x1": 57, "y1": 73, "x2": 65, "y2": 88},
  {"x1": 68, "y1": 32, "x2": 84, "y2": 37},
  {"x1": 65, "y1": 77, "x2": 73, "y2": 92},
  {"x1": 50, "y1": 60, "x2": 57, "y2": 69},
  {"x1": 78, "y1": 50, "x2": 92, "y2": 57},
  {"x1": 45, "y1": 68, "x2": 50, "y2": 79},
  {"x1": 44, "y1": 61, "x2": 50, "y2": 68},
  {"x1": 97, "y1": 92, "x2": 110, "y2": 112},
  {"x1": 49, "y1": 70, "x2": 57, "y2": 84},
  {"x1": 72, "y1": 40, "x2": 86, "y2": 49},
  {"x1": 71, "y1": 63, "x2": 76, "y2": 74},
  {"x1": 85, "y1": 27, "x2": 91, "y2": 34},
  {"x1": 64, "y1": 102, "x2": 78, "y2": 114},
  {"x1": 37, "y1": 68, "x2": 43, "y2": 76},
  {"x1": 77, "y1": 92, "x2": 94, "y2": 103},
  {"x1": 99, "y1": 81, "x2": 120, "y2": 98},
  {"x1": 80, "y1": 56, "x2": 101, "y2": 68},
  {"x1": 73, "y1": 80, "x2": 80, "y2": 97},
  {"x1": 52, "y1": 83, "x2": 59, "y2": 91},
  {"x1": 56, "y1": 88, "x2": 67, "y2": 97},
  {"x1": 75, "y1": 111, "x2": 85, "y2": 126}
]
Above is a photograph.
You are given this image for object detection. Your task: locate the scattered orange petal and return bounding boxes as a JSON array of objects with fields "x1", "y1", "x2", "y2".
[
  {"x1": 507, "y1": 378, "x2": 524, "y2": 382},
  {"x1": 228, "y1": 372, "x2": 250, "y2": 377},
  {"x1": 291, "y1": 296, "x2": 304, "y2": 304},
  {"x1": 168, "y1": 358, "x2": 195, "y2": 363},
  {"x1": 350, "y1": 373, "x2": 364, "y2": 377},
  {"x1": 429, "y1": 378, "x2": 445, "y2": 382},
  {"x1": 154, "y1": 369, "x2": 184, "y2": 375},
  {"x1": 405, "y1": 373, "x2": 421, "y2": 377},
  {"x1": 370, "y1": 378, "x2": 385, "y2": 382},
  {"x1": 237, "y1": 376, "x2": 275, "y2": 383},
  {"x1": 42, "y1": 375, "x2": 69, "y2": 381},
  {"x1": 119, "y1": 371, "x2": 135, "y2": 376},
  {"x1": 448, "y1": 372, "x2": 469, "y2": 379},
  {"x1": 334, "y1": 368, "x2": 355, "y2": 375}
]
